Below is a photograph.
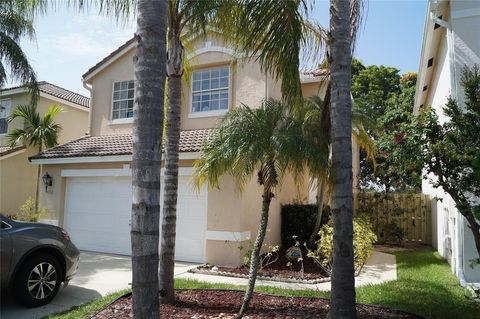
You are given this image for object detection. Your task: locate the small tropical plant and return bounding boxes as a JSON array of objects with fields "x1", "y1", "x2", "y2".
[
  {"x1": 194, "y1": 99, "x2": 312, "y2": 317},
  {"x1": 7, "y1": 104, "x2": 63, "y2": 212},
  {"x1": 307, "y1": 215, "x2": 377, "y2": 274},
  {"x1": 7, "y1": 196, "x2": 49, "y2": 222}
]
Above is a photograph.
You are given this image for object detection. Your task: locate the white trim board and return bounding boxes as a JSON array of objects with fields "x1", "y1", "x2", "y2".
[
  {"x1": 206, "y1": 231, "x2": 251, "y2": 242},
  {"x1": 61, "y1": 166, "x2": 196, "y2": 177},
  {"x1": 31, "y1": 152, "x2": 200, "y2": 165}
]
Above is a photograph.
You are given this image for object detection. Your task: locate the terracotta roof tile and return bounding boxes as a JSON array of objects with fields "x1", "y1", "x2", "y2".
[
  {"x1": 30, "y1": 129, "x2": 212, "y2": 160},
  {"x1": 1, "y1": 81, "x2": 89, "y2": 108},
  {"x1": 0, "y1": 145, "x2": 26, "y2": 157}
]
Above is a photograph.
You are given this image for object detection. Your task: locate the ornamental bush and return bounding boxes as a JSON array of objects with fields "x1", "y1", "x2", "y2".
[
  {"x1": 280, "y1": 204, "x2": 330, "y2": 247},
  {"x1": 307, "y1": 215, "x2": 377, "y2": 273}
]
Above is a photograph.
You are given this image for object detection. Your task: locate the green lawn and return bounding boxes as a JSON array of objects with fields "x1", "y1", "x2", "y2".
[{"x1": 45, "y1": 251, "x2": 479, "y2": 319}]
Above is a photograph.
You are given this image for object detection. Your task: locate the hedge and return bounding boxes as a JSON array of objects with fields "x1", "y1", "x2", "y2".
[{"x1": 280, "y1": 204, "x2": 330, "y2": 247}]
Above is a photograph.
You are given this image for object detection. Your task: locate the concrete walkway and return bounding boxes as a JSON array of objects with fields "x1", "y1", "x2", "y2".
[
  {"x1": 177, "y1": 250, "x2": 397, "y2": 290},
  {"x1": 0, "y1": 251, "x2": 196, "y2": 319}
]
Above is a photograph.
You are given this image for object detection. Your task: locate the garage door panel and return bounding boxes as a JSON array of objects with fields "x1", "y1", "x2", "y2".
[{"x1": 64, "y1": 174, "x2": 207, "y2": 262}]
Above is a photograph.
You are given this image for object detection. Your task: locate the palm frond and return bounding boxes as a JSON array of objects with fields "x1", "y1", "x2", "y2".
[
  {"x1": 6, "y1": 103, "x2": 62, "y2": 149},
  {"x1": 0, "y1": 32, "x2": 38, "y2": 97}
]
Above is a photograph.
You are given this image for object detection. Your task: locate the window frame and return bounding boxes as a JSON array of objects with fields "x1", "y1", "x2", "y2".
[
  {"x1": 110, "y1": 80, "x2": 135, "y2": 124},
  {"x1": 189, "y1": 65, "x2": 231, "y2": 118},
  {"x1": 0, "y1": 99, "x2": 12, "y2": 135}
]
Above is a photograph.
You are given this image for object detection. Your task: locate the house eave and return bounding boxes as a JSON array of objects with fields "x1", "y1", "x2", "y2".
[{"x1": 30, "y1": 151, "x2": 200, "y2": 165}]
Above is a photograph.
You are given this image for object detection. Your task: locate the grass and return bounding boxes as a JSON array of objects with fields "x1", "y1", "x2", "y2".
[{"x1": 45, "y1": 250, "x2": 479, "y2": 319}]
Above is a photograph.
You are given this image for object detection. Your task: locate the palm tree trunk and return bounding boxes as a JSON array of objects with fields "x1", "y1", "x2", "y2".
[
  {"x1": 328, "y1": 0, "x2": 357, "y2": 318},
  {"x1": 35, "y1": 145, "x2": 42, "y2": 215},
  {"x1": 131, "y1": 1, "x2": 167, "y2": 318},
  {"x1": 309, "y1": 175, "x2": 326, "y2": 247},
  {"x1": 159, "y1": 22, "x2": 184, "y2": 305},
  {"x1": 237, "y1": 189, "x2": 273, "y2": 319}
]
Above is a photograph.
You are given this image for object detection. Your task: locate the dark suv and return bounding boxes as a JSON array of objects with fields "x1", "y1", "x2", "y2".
[{"x1": 0, "y1": 215, "x2": 80, "y2": 307}]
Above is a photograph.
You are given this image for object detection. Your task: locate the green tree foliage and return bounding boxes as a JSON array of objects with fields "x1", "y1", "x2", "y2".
[
  {"x1": 353, "y1": 62, "x2": 421, "y2": 192},
  {"x1": 0, "y1": 0, "x2": 45, "y2": 97},
  {"x1": 400, "y1": 66, "x2": 480, "y2": 259}
]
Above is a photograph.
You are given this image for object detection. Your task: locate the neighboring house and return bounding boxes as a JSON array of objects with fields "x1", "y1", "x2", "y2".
[
  {"x1": 415, "y1": 0, "x2": 480, "y2": 283},
  {"x1": 0, "y1": 82, "x2": 90, "y2": 216},
  {"x1": 31, "y1": 32, "x2": 360, "y2": 266}
]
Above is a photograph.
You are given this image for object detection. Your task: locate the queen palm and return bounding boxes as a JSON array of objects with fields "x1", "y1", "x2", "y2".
[
  {"x1": 0, "y1": 0, "x2": 45, "y2": 96},
  {"x1": 129, "y1": 1, "x2": 167, "y2": 318},
  {"x1": 160, "y1": 0, "x2": 323, "y2": 304},
  {"x1": 7, "y1": 104, "x2": 63, "y2": 214},
  {"x1": 194, "y1": 99, "x2": 320, "y2": 318},
  {"x1": 327, "y1": 0, "x2": 363, "y2": 317}
]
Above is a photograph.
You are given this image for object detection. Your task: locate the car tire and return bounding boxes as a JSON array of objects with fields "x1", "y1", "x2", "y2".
[{"x1": 14, "y1": 253, "x2": 63, "y2": 307}]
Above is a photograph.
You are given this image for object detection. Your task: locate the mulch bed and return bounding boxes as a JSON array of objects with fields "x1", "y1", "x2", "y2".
[
  {"x1": 193, "y1": 247, "x2": 330, "y2": 282},
  {"x1": 91, "y1": 290, "x2": 423, "y2": 319}
]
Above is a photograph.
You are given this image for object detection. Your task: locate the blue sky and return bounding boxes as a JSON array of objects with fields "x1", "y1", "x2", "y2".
[{"x1": 18, "y1": 0, "x2": 427, "y2": 96}]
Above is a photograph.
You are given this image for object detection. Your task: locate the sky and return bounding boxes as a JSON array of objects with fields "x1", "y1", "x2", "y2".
[{"x1": 18, "y1": 0, "x2": 428, "y2": 96}]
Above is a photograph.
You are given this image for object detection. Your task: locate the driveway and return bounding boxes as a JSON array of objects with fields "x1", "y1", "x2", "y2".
[{"x1": 0, "y1": 251, "x2": 197, "y2": 319}]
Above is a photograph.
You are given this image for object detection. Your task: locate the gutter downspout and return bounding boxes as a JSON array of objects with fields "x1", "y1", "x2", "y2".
[{"x1": 82, "y1": 81, "x2": 93, "y2": 136}]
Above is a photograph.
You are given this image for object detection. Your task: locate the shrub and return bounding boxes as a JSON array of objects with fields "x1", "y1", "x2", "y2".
[
  {"x1": 307, "y1": 215, "x2": 377, "y2": 274},
  {"x1": 281, "y1": 204, "x2": 330, "y2": 247},
  {"x1": 7, "y1": 197, "x2": 49, "y2": 222}
]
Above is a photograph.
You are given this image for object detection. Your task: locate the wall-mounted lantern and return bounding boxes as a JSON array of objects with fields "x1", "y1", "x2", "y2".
[{"x1": 42, "y1": 172, "x2": 53, "y2": 192}]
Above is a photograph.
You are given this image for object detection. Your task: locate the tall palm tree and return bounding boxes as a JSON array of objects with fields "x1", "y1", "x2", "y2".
[
  {"x1": 0, "y1": 0, "x2": 46, "y2": 97},
  {"x1": 327, "y1": 0, "x2": 363, "y2": 317},
  {"x1": 194, "y1": 99, "x2": 314, "y2": 318},
  {"x1": 160, "y1": 0, "x2": 323, "y2": 304},
  {"x1": 159, "y1": 0, "x2": 223, "y2": 304},
  {"x1": 130, "y1": 0, "x2": 167, "y2": 318},
  {"x1": 7, "y1": 104, "x2": 63, "y2": 213}
]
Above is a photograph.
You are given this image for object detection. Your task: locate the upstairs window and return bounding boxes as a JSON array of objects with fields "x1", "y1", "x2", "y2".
[
  {"x1": 0, "y1": 99, "x2": 11, "y2": 134},
  {"x1": 112, "y1": 80, "x2": 134, "y2": 120},
  {"x1": 191, "y1": 67, "x2": 229, "y2": 114}
]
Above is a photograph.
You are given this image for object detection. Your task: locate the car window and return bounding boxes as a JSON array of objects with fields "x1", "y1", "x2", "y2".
[{"x1": 1, "y1": 221, "x2": 12, "y2": 229}]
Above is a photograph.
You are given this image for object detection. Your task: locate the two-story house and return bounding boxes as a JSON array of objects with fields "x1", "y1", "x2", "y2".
[
  {"x1": 0, "y1": 82, "x2": 89, "y2": 216},
  {"x1": 31, "y1": 32, "x2": 359, "y2": 266},
  {"x1": 414, "y1": 0, "x2": 480, "y2": 284}
]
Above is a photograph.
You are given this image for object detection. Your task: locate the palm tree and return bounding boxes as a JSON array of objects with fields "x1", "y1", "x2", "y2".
[
  {"x1": 159, "y1": 0, "x2": 223, "y2": 304},
  {"x1": 129, "y1": 0, "x2": 167, "y2": 318},
  {"x1": 327, "y1": 0, "x2": 363, "y2": 317},
  {"x1": 159, "y1": 0, "x2": 323, "y2": 304},
  {"x1": 7, "y1": 104, "x2": 63, "y2": 213},
  {"x1": 303, "y1": 92, "x2": 376, "y2": 247},
  {"x1": 0, "y1": 0, "x2": 45, "y2": 97},
  {"x1": 194, "y1": 99, "x2": 313, "y2": 318}
]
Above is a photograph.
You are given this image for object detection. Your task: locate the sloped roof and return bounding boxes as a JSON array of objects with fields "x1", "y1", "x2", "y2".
[
  {"x1": 1, "y1": 81, "x2": 89, "y2": 108},
  {"x1": 30, "y1": 129, "x2": 211, "y2": 160},
  {"x1": 0, "y1": 145, "x2": 26, "y2": 158}
]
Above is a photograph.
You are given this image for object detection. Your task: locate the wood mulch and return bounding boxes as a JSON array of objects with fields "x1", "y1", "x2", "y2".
[
  {"x1": 198, "y1": 247, "x2": 329, "y2": 281},
  {"x1": 91, "y1": 290, "x2": 423, "y2": 319}
]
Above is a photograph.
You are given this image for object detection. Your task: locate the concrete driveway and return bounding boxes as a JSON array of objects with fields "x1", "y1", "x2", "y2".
[{"x1": 0, "y1": 251, "x2": 197, "y2": 319}]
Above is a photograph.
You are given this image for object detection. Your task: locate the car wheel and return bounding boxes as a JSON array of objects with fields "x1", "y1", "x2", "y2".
[{"x1": 14, "y1": 254, "x2": 63, "y2": 307}]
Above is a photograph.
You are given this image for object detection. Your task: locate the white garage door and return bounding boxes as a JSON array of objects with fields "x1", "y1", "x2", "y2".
[{"x1": 63, "y1": 174, "x2": 207, "y2": 262}]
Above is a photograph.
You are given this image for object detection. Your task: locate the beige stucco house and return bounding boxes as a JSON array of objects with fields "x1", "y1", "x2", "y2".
[
  {"x1": 0, "y1": 82, "x2": 90, "y2": 216},
  {"x1": 32, "y1": 32, "x2": 360, "y2": 266},
  {"x1": 414, "y1": 0, "x2": 480, "y2": 284}
]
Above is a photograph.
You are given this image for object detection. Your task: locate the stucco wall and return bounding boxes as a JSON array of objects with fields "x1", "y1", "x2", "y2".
[
  {"x1": 421, "y1": 3, "x2": 480, "y2": 281},
  {"x1": 0, "y1": 93, "x2": 89, "y2": 215},
  {"x1": 0, "y1": 148, "x2": 37, "y2": 215}
]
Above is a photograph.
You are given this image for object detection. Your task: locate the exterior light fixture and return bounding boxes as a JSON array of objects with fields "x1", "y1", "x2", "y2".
[{"x1": 42, "y1": 172, "x2": 53, "y2": 192}]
